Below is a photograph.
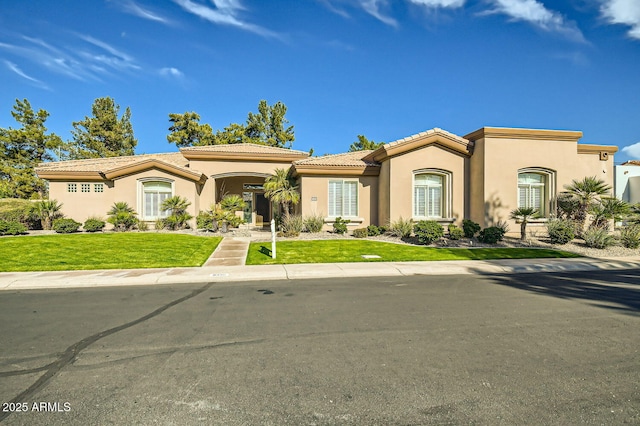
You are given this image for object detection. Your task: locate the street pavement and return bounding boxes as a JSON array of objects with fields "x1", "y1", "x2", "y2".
[{"x1": 1, "y1": 256, "x2": 640, "y2": 291}]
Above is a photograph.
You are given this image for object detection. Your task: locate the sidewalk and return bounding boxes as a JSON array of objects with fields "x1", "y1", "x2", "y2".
[{"x1": 2, "y1": 256, "x2": 640, "y2": 291}]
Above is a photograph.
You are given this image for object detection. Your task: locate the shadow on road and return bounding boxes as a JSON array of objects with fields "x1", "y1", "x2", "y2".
[{"x1": 481, "y1": 269, "x2": 640, "y2": 316}]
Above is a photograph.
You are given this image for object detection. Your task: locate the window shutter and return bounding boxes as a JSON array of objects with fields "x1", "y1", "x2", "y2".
[
  {"x1": 429, "y1": 186, "x2": 441, "y2": 217},
  {"x1": 329, "y1": 181, "x2": 341, "y2": 216},
  {"x1": 345, "y1": 181, "x2": 357, "y2": 216}
]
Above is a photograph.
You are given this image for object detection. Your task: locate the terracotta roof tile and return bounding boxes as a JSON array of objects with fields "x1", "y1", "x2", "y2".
[
  {"x1": 622, "y1": 160, "x2": 640, "y2": 166},
  {"x1": 36, "y1": 152, "x2": 190, "y2": 173},
  {"x1": 180, "y1": 143, "x2": 308, "y2": 156},
  {"x1": 293, "y1": 150, "x2": 380, "y2": 167}
]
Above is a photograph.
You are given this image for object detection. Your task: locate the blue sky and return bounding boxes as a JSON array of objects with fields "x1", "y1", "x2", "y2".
[{"x1": 0, "y1": 0, "x2": 638, "y2": 162}]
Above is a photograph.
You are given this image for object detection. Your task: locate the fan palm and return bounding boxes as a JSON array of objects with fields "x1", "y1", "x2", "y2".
[
  {"x1": 33, "y1": 199, "x2": 63, "y2": 230},
  {"x1": 564, "y1": 176, "x2": 611, "y2": 233},
  {"x1": 589, "y1": 197, "x2": 630, "y2": 229},
  {"x1": 264, "y1": 168, "x2": 300, "y2": 216},
  {"x1": 509, "y1": 207, "x2": 539, "y2": 240}
]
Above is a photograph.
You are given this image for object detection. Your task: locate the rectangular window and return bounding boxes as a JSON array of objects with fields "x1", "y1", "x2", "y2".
[
  {"x1": 414, "y1": 174, "x2": 443, "y2": 218},
  {"x1": 81, "y1": 183, "x2": 91, "y2": 193},
  {"x1": 518, "y1": 173, "x2": 546, "y2": 215},
  {"x1": 67, "y1": 183, "x2": 77, "y2": 193},
  {"x1": 142, "y1": 181, "x2": 172, "y2": 220},
  {"x1": 94, "y1": 183, "x2": 104, "y2": 193},
  {"x1": 329, "y1": 180, "x2": 358, "y2": 217}
]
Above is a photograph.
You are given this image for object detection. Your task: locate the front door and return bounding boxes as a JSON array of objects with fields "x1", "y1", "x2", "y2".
[{"x1": 255, "y1": 193, "x2": 270, "y2": 227}]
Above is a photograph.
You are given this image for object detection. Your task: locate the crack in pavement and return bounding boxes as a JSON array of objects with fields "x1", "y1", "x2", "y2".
[{"x1": 0, "y1": 282, "x2": 213, "y2": 423}]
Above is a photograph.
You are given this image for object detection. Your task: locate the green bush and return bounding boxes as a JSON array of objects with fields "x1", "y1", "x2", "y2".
[
  {"x1": 367, "y1": 225, "x2": 381, "y2": 236},
  {"x1": 478, "y1": 226, "x2": 505, "y2": 244},
  {"x1": 281, "y1": 214, "x2": 304, "y2": 237},
  {"x1": 353, "y1": 228, "x2": 368, "y2": 238},
  {"x1": 137, "y1": 221, "x2": 149, "y2": 231},
  {"x1": 196, "y1": 211, "x2": 217, "y2": 232},
  {"x1": 0, "y1": 199, "x2": 40, "y2": 229},
  {"x1": 546, "y1": 219, "x2": 575, "y2": 245},
  {"x1": 620, "y1": 225, "x2": 640, "y2": 249},
  {"x1": 448, "y1": 224, "x2": 464, "y2": 240},
  {"x1": 413, "y1": 220, "x2": 444, "y2": 244},
  {"x1": 377, "y1": 225, "x2": 388, "y2": 234},
  {"x1": 583, "y1": 227, "x2": 616, "y2": 249},
  {"x1": 53, "y1": 218, "x2": 81, "y2": 234},
  {"x1": 389, "y1": 217, "x2": 413, "y2": 238},
  {"x1": 160, "y1": 196, "x2": 193, "y2": 230},
  {"x1": 332, "y1": 217, "x2": 350, "y2": 235},
  {"x1": 303, "y1": 214, "x2": 324, "y2": 233},
  {"x1": 0, "y1": 220, "x2": 27, "y2": 235},
  {"x1": 83, "y1": 218, "x2": 105, "y2": 232},
  {"x1": 107, "y1": 202, "x2": 138, "y2": 232},
  {"x1": 462, "y1": 219, "x2": 481, "y2": 238}
]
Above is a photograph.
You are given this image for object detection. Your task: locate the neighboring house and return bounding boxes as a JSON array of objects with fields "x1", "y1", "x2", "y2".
[
  {"x1": 615, "y1": 161, "x2": 640, "y2": 204},
  {"x1": 36, "y1": 126, "x2": 617, "y2": 236}
]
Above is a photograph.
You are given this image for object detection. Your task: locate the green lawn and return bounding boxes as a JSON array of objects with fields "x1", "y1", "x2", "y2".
[
  {"x1": 246, "y1": 240, "x2": 580, "y2": 265},
  {"x1": 0, "y1": 233, "x2": 222, "y2": 272}
]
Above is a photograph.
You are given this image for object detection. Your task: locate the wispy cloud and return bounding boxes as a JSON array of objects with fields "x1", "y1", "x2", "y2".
[
  {"x1": 0, "y1": 33, "x2": 140, "y2": 83},
  {"x1": 159, "y1": 67, "x2": 184, "y2": 78},
  {"x1": 600, "y1": 0, "x2": 640, "y2": 40},
  {"x1": 173, "y1": 0, "x2": 279, "y2": 38},
  {"x1": 360, "y1": 0, "x2": 398, "y2": 26},
  {"x1": 622, "y1": 142, "x2": 640, "y2": 159},
  {"x1": 317, "y1": 0, "x2": 351, "y2": 18},
  {"x1": 483, "y1": 0, "x2": 584, "y2": 41},
  {"x1": 120, "y1": 0, "x2": 171, "y2": 23},
  {"x1": 408, "y1": 0, "x2": 465, "y2": 7},
  {"x1": 3, "y1": 60, "x2": 50, "y2": 90}
]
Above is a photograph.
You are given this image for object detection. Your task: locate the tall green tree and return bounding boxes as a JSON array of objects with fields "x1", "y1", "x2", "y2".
[
  {"x1": 67, "y1": 97, "x2": 137, "y2": 159},
  {"x1": 0, "y1": 99, "x2": 64, "y2": 198},
  {"x1": 564, "y1": 176, "x2": 611, "y2": 233},
  {"x1": 349, "y1": 134, "x2": 384, "y2": 152},
  {"x1": 245, "y1": 100, "x2": 294, "y2": 148},
  {"x1": 212, "y1": 123, "x2": 249, "y2": 145},
  {"x1": 167, "y1": 112, "x2": 215, "y2": 147},
  {"x1": 264, "y1": 168, "x2": 300, "y2": 216}
]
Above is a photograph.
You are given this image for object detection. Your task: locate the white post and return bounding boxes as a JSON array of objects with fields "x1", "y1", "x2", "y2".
[{"x1": 270, "y1": 219, "x2": 276, "y2": 259}]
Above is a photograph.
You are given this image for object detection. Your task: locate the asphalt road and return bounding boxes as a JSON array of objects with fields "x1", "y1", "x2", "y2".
[{"x1": 1, "y1": 270, "x2": 639, "y2": 425}]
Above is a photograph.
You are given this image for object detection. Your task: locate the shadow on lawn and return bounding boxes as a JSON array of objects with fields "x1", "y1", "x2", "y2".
[
  {"x1": 258, "y1": 245, "x2": 272, "y2": 257},
  {"x1": 481, "y1": 269, "x2": 640, "y2": 316}
]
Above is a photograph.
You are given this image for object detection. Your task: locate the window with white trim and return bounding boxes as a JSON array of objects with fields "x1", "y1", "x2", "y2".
[
  {"x1": 517, "y1": 170, "x2": 553, "y2": 216},
  {"x1": 142, "y1": 181, "x2": 172, "y2": 220},
  {"x1": 328, "y1": 180, "x2": 358, "y2": 217}
]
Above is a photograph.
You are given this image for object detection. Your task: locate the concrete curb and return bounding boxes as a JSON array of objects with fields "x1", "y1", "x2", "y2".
[{"x1": 1, "y1": 257, "x2": 640, "y2": 291}]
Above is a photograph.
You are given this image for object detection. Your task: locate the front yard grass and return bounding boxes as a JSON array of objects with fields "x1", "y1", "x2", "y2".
[
  {"x1": 246, "y1": 240, "x2": 581, "y2": 265},
  {"x1": 0, "y1": 233, "x2": 222, "y2": 272}
]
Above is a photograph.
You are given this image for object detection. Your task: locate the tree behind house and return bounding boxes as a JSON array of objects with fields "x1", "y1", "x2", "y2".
[{"x1": 348, "y1": 135, "x2": 384, "y2": 152}]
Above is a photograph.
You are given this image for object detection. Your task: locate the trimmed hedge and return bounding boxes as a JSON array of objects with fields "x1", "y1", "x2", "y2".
[
  {"x1": 83, "y1": 218, "x2": 106, "y2": 232},
  {"x1": 414, "y1": 220, "x2": 444, "y2": 244},
  {"x1": 0, "y1": 220, "x2": 27, "y2": 236},
  {"x1": 53, "y1": 218, "x2": 81, "y2": 234},
  {"x1": 478, "y1": 226, "x2": 505, "y2": 244}
]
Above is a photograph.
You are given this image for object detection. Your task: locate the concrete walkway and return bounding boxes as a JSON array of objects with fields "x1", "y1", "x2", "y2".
[
  {"x1": 203, "y1": 237, "x2": 250, "y2": 267},
  {"x1": 1, "y1": 256, "x2": 640, "y2": 291}
]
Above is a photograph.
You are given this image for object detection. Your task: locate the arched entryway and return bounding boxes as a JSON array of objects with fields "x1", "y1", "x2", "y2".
[{"x1": 211, "y1": 172, "x2": 272, "y2": 227}]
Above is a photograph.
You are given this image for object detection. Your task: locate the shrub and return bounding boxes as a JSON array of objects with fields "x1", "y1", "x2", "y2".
[
  {"x1": 303, "y1": 214, "x2": 324, "y2": 233},
  {"x1": 378, "y1": 225, "x2": 388, "y2": 234},
  {"x1": 389, "y1": 217, "x2": 413, "y2": 238},
  {"x1": 0, "y1": 220, "x2": 27, "y2": 236},
  {"x1": 462, "y1": 219, "x2": 481, "y2": 238},
  {"x1": 478, "y1": 226, "x2": 505, "y2": 244},
  {"x1": 137, "y1": 221, "x2": 149, "y2": 231},
  {"x1": 53, "y1": 218, "x2": 81, "y2": 233},
  {"x1": 219, "y1": 194, "x2": 246, "y2": 212},
  {"x1": 0, "y1": 199, "x2": 40, "y2": 229},
  {"x1": 413, "y1": 220, "x2": 444, "y2": 244},
  {"x1": 448, "y1": 224, "x2": 464, "y2": 240},
  {"x1": 333, "y1": 217, "x2": 350, "y2": 235},
  {"x1": 281, "y1": 214, "x2": 304, "y2": 237},
  {"x1": 546, "y1": 219, "x2": 575, "y2": 245},
  {"x1": 620, "y1": 225, "x2": 640, "y2": 249},
  {"x1": 353, "y1": 228, "x2": 368, "y2": 238},
  {"x1": 583, "y1": 227, "x2": 616, "y2": 249},
  {"x1": 154, "y1": 218, "x2": 165, "y2": 230},
  {"x1": 367, "y1": 225, "x2": 381, "y2": 236},
  {"x1": 33, "y1": 200, "x2": 64, "y2": 230},
  {"x1": 196, "y1": 211, "x2": 218, "y2": 232},
  {"x1": 83, "y1": 218, "x2": 105, "y2": 232},
  {"x1": 620, "y1": 225, "x2": 640, "y2": 248},
  {"x1": 107, "y1": 202, "x2": 138, "y2": 232},
  {"x1": 160, "y1": 196, "x2": 193, "y2": 230}
]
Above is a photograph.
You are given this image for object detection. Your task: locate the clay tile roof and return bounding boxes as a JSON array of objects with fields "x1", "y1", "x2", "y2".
[
  {"x1": 384, "y1": 127, "x2": 467, "y2": 148},
  {"x1": 622, "y1": 160, "x2": 640, "y2": 166},
  {"x1": 180, "y1": 143, "x2": 308, "y2": 156},
  {"x1": 36, "y1": 152, "x2": 190, "y2": 173},
  {"x1": 293, "y1": 150, "x2": 380, "y2": 167}
]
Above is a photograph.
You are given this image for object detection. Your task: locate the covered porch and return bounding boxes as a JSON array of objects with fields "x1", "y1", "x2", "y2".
[{"x1": 212, "y1": 172, "x2": 272, "y2": 227}]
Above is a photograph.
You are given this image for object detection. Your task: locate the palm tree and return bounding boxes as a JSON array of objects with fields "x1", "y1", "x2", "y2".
[
  {"x1": 220, "y1": 194, "x2": 246, "y2": 212},
  {"x1": 160, "y1": 196, "x2": 192, "y2": 230},
  {"x1": 108, "y1": 201, "x2": 135, "y2": 215},
  {"x1": 510, "y1": 207, "x2": 539, "y2": 240},
  {"x1": 564, "y1": 176, "x2": 611, "y2": 233},
  {"x1": 589, "y1": 197, "x2": 630, "y2": 229},
  {"x1": 33, "y1": 200, "x2": 63, "y2": 230},
  {"x1": 264, "y1": 168, "x2": 300, "y2": 217}
]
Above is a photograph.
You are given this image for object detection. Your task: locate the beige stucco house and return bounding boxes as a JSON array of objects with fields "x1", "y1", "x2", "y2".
[{"x1": 36, "y1": 126, "x2": 617, "y2": 237}]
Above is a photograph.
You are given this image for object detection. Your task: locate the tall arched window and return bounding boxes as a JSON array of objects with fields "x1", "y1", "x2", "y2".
[
  {"x1": 140, "y1": 180, "x2": 173, "y2": 220},
  {"x1": 517, "y1": 168, "x2": 555, "y2": 217},
  {"x1": 413, "y1": 170, "x2": 451, "y2": 219}
]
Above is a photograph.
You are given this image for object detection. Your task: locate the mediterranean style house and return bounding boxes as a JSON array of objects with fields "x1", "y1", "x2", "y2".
[{"x1": 36, "y1": 126, "x2": 618, "y2": 236}]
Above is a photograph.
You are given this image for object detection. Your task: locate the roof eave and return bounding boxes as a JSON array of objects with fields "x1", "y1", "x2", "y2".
[{"x1": 292, "y1": 165, "x2": 380, "y2": 177}]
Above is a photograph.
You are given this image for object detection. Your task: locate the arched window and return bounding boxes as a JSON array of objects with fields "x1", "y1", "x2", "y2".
[
  {"x1": 140, "y1": 180, "x2": 173, "y2": 220},
  {"x1": 517, "y1": 168, "x2": 555, "y2": 217},
  {"x1": 413, "y1": 170, "x2": 451, "y2": 219}
]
